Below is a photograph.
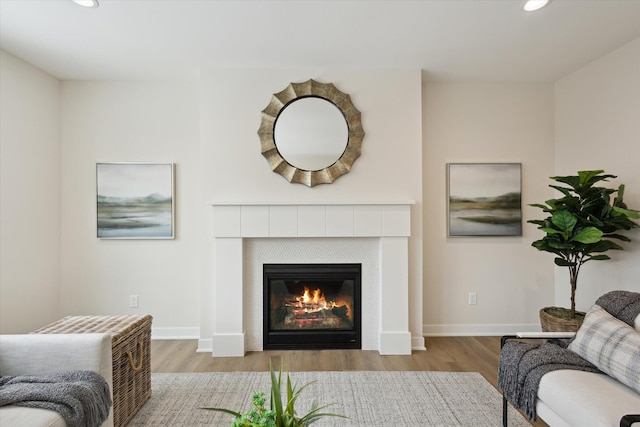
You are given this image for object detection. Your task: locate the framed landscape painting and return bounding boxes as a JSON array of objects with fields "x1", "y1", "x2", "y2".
[
  {"x1": 96, "y1": 163, "x2": 174, "y2": 239},
  {"x1": 447, "y1": 163, "x2": 522, "y2": 237}
]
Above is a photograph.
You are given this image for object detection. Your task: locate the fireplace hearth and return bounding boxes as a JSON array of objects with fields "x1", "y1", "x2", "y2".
[{"x1": 263, "y1": 263, "x2": 361, "y2": 350}]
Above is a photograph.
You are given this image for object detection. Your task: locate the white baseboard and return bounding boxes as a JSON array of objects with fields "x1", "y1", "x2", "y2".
[
  {"x1": 197, "y1": 338, "x2": 212, "y2": 353},
  {"x1": 378, "y1": 331, "x2": 412, "y2": 355},
  {"x1": 198, "y1": 337, "x2": 426, "y2": 353},
  {"x1": 150, "y1": 325, "x2": 539, "y2": 347},
  {"x1": 412, "y1": 336, "x2": 427, "y2": 351},
  {"x1": 151, "y1": 327, "x2": 199, "y2": 340},
  {"x1": 212, "y1": 333, "x2": 246, "y2": 357},
  {"x1": 422, "y1": 323, "x2": 540, "y2": 336}
]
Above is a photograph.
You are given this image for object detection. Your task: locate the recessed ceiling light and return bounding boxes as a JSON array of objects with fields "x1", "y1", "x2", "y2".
[
  {"x1": 72, "y1": 0, "x2": 99, "y2": 8},
  {"x1": 523, "y1": 0, "x2": 550, "y2": 12}
]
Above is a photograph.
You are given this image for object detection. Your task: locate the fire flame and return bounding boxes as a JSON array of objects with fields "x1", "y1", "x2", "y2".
[{"x1": 293, "y1": 287, "x2": 336, "y2": 313}]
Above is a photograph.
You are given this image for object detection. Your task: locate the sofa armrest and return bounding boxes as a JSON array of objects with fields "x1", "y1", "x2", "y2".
[
  {"x1": 0, "y1": 333, "x2": 112, "y2": 380},
  {"x1": 516, "y1": 332, "x2": 576, "y2": 339},
  {"x1": 0, "y1": 333, "x2": 114, "y2": 427},
  {"x1": 621, "y1": 414, "x2": 640, "y2": 427},
  {"x1": 501, "y1": 332, "x2": 576, "y2": 348},
  {"x1": 500, "y1": 332, "x2": 578, "y2": 427}
]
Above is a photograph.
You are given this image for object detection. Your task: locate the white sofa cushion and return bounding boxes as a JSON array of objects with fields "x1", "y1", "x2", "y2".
[
  {"x1": 0, "y1": 406, "x2": 66, "y2": 427},
  {"x1": 568, "y1": 304, "x2": 640, "y2": 394},
  {"x1": 537, "y1": 370, "x2": 640, "y2": 427},
  {"x1": 0, "y1": 333, "x2": 114, "y2": 427}
]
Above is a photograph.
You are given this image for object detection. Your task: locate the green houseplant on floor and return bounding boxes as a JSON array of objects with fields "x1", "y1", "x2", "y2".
[
  {"x1": 529, "y1": 170, "x2": 639, "y2": 331},
  {"x1": 202, "y1": 360, "x2": 346, "y2": 426}
]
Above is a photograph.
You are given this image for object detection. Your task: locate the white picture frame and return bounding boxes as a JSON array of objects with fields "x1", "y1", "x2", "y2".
[
  {"x1": 96, "y1": 162, "x2": 175, "y2": 239},
  {"x1": 447, "y1": 163, "x2": 522, "y2": 237}
]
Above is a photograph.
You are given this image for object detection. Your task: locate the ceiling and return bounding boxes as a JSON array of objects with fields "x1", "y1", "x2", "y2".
[{"x1": 1, "y1": 0, "x2": 640, "y2": 82}]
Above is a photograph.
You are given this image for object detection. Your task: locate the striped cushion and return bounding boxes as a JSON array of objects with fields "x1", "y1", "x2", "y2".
[{"x1": 568, "y1": 304, "x2": 640, "y2": 393}]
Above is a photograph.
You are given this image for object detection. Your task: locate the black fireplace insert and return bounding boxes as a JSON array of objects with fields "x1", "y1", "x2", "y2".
[{"x1": 263, "y1": 263, "x2": 361, "y2": 350}]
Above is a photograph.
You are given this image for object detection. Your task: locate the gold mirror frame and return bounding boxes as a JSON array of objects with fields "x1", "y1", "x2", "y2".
[{"x1": 258, "y1": 79, "x2": 364, "y2": 187}]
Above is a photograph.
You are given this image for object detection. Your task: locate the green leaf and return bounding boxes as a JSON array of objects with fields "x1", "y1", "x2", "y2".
[
  {"x1": 270, "y1": 360, "x2": 284, "y2": 423},
  {"x1": 299, "y1": 406, "x2": 348, "y2": 423},
  {"x1": 577, "y1": 170, "x2": 606, "y2": 186},
  {"x1": 550, "y1": 175, "x2": 581, "y2": 189},
  {"x1": 549, "y1": 185, "x2": 573, "y2": 197},
  {"x1": 586, "y1": 240, "x2": 624, "y2": 253},
  {"x1": 529, "y1": 203, "x2": 550, "y2": 210},
  {"x1": 603, "y1": 233, "x2": 631, "y2": 242},
  {"x1": 548, "y1": 241, "x2": 574, "y2": 250},
  {"x1": 587, "y1": 255, "x2": 611, "y2": 261},
  {"x1": 613, "y1": 184, "x2": 626, "y2": 208},
  {"x1": 554, "y1": 258, "x2": 575, "y2": 267},
  {"x1": 571, "y1": 227, "x2": 603, "y2": 244},
  {"x1": 551, "y1": 210, "x2": 577, "y2": 235},
  {"x1": 613, "y1": 206, "x2": 640, "y2": 219},
  {"x1": 545, "y1": 198, "x2": 569, "y2": 210},
  {"x1": 540, "y1": 227, "x2": 562, "y2": 235}
]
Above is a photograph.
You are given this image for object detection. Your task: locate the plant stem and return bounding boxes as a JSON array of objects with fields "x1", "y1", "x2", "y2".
[
  {"x1": 569, "y1": 269, "x2": 577, "y2": 318},
  {"x1": 568, "y1": 253, "x2": 582, "y2": 319}
]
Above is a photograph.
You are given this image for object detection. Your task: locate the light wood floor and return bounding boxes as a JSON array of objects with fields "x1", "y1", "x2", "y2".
[{"x1": 150, "y1": 336, "x2": 547, "y2": 426}]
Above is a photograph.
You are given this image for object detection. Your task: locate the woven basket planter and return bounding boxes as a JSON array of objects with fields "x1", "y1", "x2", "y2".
[{"x1": 539, "y1": 307, "x2": 585, "y2": 332}]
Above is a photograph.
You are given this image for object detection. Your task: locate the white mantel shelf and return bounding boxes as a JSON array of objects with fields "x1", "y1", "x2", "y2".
[
  {"x1": 209, "y1": 201, "x2": 415, "y2": 205},
  {"x1": 210, "y1": 203, "x2": 413, "y2": 238},
  {"x1": 206, "y1": 202, "x2": 413, "y2": 357}
]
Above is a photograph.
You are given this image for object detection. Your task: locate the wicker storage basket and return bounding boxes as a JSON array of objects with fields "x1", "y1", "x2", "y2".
[
  {"x1": 33, "y1": 315, "x2": 152, "y2": 427},
  {"x1": 539, "y1": 307, "x2": 584, "y2": 332}
]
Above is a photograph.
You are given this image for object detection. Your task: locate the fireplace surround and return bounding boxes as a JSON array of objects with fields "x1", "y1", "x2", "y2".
[{"x1": 206, "y1": 202, "x2": 413, "y2": 357}]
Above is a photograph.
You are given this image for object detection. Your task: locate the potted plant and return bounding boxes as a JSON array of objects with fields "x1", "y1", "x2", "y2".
[
  {"x1": 529, "y1": 170, "x2": 639, "y2": 331},
  {"x1": 202, "y1": 360, "x2": 346, "y2": 426}
]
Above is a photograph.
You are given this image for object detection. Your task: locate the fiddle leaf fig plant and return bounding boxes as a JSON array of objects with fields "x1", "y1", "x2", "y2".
[{"x1": 529, "y1": 170, "x2": 639, "y2": 318}]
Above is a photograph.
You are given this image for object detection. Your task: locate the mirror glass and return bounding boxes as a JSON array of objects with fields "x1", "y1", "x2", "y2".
[{"x1": 274, "y1": 97, "x2": 348, "y2": 171}]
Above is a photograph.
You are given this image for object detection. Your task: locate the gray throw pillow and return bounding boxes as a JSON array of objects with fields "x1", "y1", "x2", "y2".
[{"x1": 569, "y1": 304, "x2": 640, "y2": 394}]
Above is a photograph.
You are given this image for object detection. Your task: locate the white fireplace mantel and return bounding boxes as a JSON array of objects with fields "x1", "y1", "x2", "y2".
[{"x1": 207, "y1": 202, "x2": 414, "y2": 357}]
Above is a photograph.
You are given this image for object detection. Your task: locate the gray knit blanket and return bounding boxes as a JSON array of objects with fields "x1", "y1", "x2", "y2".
[
  {"x1": 498, "y1": 290, "x2": 640, "y2": 421},
  {"x1": 0, "y1": 370, "x2": 112, "y2": 427},
  {"x1": 595, "y1": 290, "x2": 640, "y2": 327}
]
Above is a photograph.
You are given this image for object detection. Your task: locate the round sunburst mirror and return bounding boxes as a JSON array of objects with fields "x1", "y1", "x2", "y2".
[{"x1": 258, "y1": 79, "x2": 364, "y2": 187}]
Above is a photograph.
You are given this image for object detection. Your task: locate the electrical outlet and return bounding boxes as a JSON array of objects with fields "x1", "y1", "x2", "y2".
[
  {"x1": 468, "y1": 292, "x2": 477, "y2": 305},
  {"x1": 129, "y1": 295, "x2": 139, "y2": 308}
]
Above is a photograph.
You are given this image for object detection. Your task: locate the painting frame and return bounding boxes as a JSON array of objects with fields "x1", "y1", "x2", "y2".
[
  {"x1": 96, "y1": 162, "x2": 175, "y2": 239},
  {"x1": 447, "y1": 163, "x2": 522, "y2": 237}
]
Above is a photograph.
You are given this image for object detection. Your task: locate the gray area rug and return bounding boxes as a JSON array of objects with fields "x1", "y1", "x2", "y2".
[{"x1": 128, "y1": 371, "x2": 530, "y2": 426}]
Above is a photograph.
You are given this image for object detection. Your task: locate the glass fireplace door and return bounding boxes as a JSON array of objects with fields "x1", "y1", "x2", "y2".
[{"x1": 263, "y1": 263, "x2": 361, "y2": 349}]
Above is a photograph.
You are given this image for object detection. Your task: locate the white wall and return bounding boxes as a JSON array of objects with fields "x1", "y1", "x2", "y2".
[
  {"x1": 59, "y1": 80, "x2": 202, "y2": 337},
  {"x1": 3, "y1": 39, "x2": 638, "y2": 339},
  {"x1": 1, "y1": 65, "x2": 425, "y2": 341},
  {"x1": 0, "y1": 51, "x2": 61, "y2": 333},
  {"x1": 199, "y1": 69, "x2": 424, "y2": 345},
  {"x1": 554, "y1": 37, "x2": 640, "y2": 310},
  {"x1": 422, "y1": 82, "x2": 556, "y2": 335}
]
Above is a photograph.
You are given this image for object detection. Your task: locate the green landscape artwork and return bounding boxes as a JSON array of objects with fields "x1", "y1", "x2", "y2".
[
  {"x1": 96, "y1": 163, "x2": 174, "y2": 239},
  {"x1": 448, "y1": 163, "x2": 522, "y2": 236}
]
